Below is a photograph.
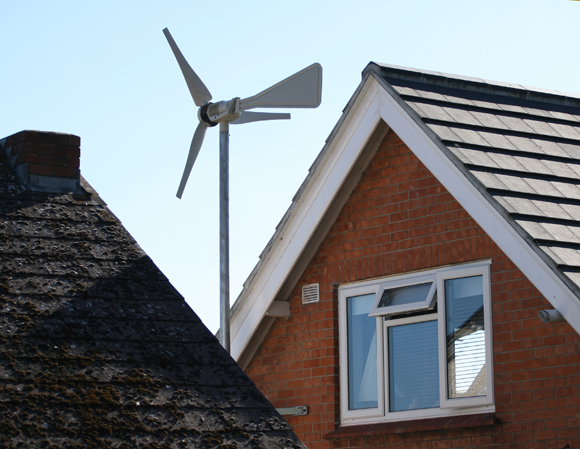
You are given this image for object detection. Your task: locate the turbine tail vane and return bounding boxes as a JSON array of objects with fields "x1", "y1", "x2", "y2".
[{"x1": 240, "y1": 63, "x2": 322, "y2": 110}]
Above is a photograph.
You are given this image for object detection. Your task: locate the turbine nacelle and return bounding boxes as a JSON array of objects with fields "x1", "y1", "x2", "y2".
[{"x1": 199, "y1": 99, "x2": 241, "y2": 126}]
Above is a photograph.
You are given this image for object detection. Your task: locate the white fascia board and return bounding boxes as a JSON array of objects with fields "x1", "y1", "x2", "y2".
[
  {"x1": 372, "y1": 73, "x2": 580, "y2": 336},
  {"x1": 230, "y1": 79, "x2": 384, "y2": 360}
]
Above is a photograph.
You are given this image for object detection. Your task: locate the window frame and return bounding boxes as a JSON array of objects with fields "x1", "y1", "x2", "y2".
[
  {"x1": 438, "y1": 264, "x2": 494, "y2": 410},
  {"x1": 369, "y1": 272, "x2": 437, "y2": 317},
  {"x1": 338, "y1": 260, "x2": 494, "y2": 426}
]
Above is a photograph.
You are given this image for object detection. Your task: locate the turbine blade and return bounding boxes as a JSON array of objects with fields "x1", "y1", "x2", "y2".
[
  {"x1": 176, "y1": 122, "x2": 209, "y2": 199},
  {"x1": 163, "y1": 28, "x2": 212, "y2": 107},
  {"x1": 232, "y1": 111, "x2": 291, "y2": 125},
  {"x1": 240, "y1": 63, "x2": 322, "y2": 110}
]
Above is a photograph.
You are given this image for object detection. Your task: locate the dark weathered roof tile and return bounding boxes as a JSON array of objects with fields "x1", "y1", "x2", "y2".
[{"x1": 0, "y1": 133, "x2": 305, "y2": 449}]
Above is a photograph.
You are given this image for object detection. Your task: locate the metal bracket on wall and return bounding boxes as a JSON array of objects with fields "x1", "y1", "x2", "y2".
[{"x1": 276, "y1": 406, "x2": 308, "y2": 416}]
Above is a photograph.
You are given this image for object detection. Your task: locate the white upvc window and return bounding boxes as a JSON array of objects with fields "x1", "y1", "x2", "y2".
[{"x1": 339, "y1": 260, "x2": 494, "y2": 425}]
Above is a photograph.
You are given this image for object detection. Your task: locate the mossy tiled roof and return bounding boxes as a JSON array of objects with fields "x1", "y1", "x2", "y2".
[{"x1": 0, "y1": 137, "x2": 304, "y2": 449}]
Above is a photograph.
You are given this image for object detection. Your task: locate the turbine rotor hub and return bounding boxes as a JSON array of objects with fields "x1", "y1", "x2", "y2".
[{"x1": 199, "y1": 98, "x2": 241, "y2": 126}]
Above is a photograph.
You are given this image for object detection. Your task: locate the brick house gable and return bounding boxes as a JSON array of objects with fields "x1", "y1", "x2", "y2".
[{"x1": 246, "y1": 129, "x2": 580, "y2": 448}]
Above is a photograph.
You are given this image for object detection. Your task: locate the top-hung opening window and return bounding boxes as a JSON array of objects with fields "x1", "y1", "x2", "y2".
[{"x1": 338, "y1": 260, "x2": 494, "y2": 425}]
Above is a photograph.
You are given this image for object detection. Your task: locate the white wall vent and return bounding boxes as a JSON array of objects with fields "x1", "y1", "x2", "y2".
[{"x1": 302, "y1": 283, "x2": 319, "y2": 304}]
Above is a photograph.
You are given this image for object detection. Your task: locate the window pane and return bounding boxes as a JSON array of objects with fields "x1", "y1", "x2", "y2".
[
  {"x1": 379, "y1": 282, "x2": 432, "y2": 308},
  {"x1": 347, "y1": 294, "x2": 378, "y2": 410},
  {"x1": 388, "y1": 320, "x2": 439, "y2": 411},
  {"x1": 445, "y1": 275, "x2": 486, "y2": 399}
]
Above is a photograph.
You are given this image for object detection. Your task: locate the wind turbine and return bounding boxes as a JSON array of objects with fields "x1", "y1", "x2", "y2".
[{"x1": 163, "y1": 28, "x2": 322, "y2": 353}]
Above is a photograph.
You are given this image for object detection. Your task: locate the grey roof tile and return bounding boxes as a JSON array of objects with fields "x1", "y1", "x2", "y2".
[
  {"x1": 497, "y1": 115, "x2": 537, "y2": 134},
  {"x1": 568, "y1": 226, "x2": 580, "y2": 242},
  {"x1": 413, "y1": 88, "x2": 449, "y2": 102},
  {"x1": 471, "y1": 171, "x2": 510, "y2": 190},
  {"x1": 523, "y1": 119, "x2": 562, "y2": 138},
  {"x1": 410, "y1": 102, "x2": 456, "y2": 122},
  {"x1": 470, "y1": 110, "x2": 511, "y2": 130},
  {"x1": 426, "y1": 124, "x2": 463, "y2": 142},
  {"x1": 558, "y1": 142, "x2": 580, "y2": 159},
  {"x1": 542, "y1": 160, "x2": 580, "y2": 179},
  {"x1": 470, "y1": 99, "x2": 501, "y2": 110},
  {"x1": 442, "y1": 93, "x2": 476, "y2": 106},
  {"x1": 490, "y1": 153, "x2": 527, "y2": 172},
  {"x1": 541, "y1": 246, "x2": 580, "y2": 267},
  {"x1": 504, "y1": 135, "x2": 545, "y2": 156},
  {"x1": 494, "y1": 174, "x2": 537, "y2": 194},
  {"x1": 517, "y1": 220, "x2": 553, "y2": 240},
  {"x1": 513, "y1": 156, "x2": 555, "y2": 176},
  {"x1": 567, "y1": 164, "x2": 580, "y2": 179},
  {"x1": 562, "y1": 271, "x2": 580, "y2": 290},
  {"x1": 557, "y1": 202, "x2": 580, "y2": 221},
  {"x1": 523, "y1": 107, "x2": 554, "y2": 118},
  {"x1": 449, "y1": 146, "x2": 472, "y2": 164},
  {"x1": 542, "y1": 223, "x2": 580, "y2": 243},
  {"x1": 531, "y1": 139, "x2": 570, "y2": 157},
  {"x1": 514, "y1": 197, "x2": 569, "y2": 219},
  {"x1": 441, "y1": 107, "x2": 483, "y2": 126},
  {"x1": 450, "y1": 127, "x2": 492, "y2": 147},
  {"x1": 552, "y1": 182, "x2": 580, "y2": 200},
  {"x1": 498, "y1": 103, "x2": 529, "y2": 115},
  {"x1": 549, "y1": 122, "x2": 580, "y2": 140},
  {"x1": 392, "y1": 85, "x2": 420, "y2": 97},
  {"x1": 524, "y1": 178, "x2": 566, "y2": 198},
  {"x1": 540, "y1": 246, "x2": 565, "y2": 265},
  {"x1": 549, "y1": 110, "x2": 580, "y2": 122},
  {"x1": 452, "y1": 147, "x2": 500, "y2": 169},
  {"x1": 479, "y1": 132, "x2": 518, "y2": 151}
]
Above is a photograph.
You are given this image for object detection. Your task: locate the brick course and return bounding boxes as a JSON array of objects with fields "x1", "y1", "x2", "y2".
[
  {"x1": 3, "y1": 130, "x2": 80, "y2": 180},
  {"x1": 246, "y1": 129, "x2": 580, "y2": 449}
]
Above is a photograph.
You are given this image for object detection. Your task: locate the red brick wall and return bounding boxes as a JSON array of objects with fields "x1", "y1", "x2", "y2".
[{"x1": 246, "y1": 129, "x2": 580, "y2": 449}]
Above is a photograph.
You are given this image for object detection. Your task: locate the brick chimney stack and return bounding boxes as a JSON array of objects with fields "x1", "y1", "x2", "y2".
[{"x1": 0, "y1": 130, "x2": 82, "y2": 193}]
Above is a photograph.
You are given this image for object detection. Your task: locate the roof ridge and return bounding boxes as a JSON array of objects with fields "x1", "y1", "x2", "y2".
[{"x1": 364, "y1": 62, "x2": 580, "y2": 109}]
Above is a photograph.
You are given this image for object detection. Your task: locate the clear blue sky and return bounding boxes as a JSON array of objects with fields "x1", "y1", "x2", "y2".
[{"x1": 2, "y1": 1, "x2": 579, "y2": 332}]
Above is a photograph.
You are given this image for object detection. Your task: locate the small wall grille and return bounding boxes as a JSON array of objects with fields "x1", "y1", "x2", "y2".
[{"x1": 302, "y1": 283, "x2": 319, "y2": 304}]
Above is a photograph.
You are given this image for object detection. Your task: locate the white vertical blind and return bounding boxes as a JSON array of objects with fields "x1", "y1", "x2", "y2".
[{"x1": 444, "y1": 275, "x2": 486, "y2": 399}]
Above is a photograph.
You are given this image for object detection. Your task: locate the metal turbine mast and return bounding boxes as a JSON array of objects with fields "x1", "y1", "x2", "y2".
[{"x1": 163, "y1": 28, "x2": 322, "y2": 353}]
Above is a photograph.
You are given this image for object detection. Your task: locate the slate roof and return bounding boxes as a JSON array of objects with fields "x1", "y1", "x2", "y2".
[
  {"x1": 371, "y1": 63, "x2": 580, "y2": 296},
  {"x1": 0, "y1": 132, "x2": 304, "y2": 449}
]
